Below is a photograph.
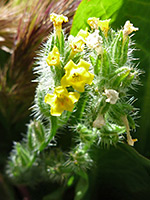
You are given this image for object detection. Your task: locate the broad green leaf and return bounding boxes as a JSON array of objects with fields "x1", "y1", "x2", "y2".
[
  {"x1": 70, "y1": 0, "x2": 123, "y2": 36},
  {"x1": 84, "y1": 143, "x2": 150, "y2": 199}
]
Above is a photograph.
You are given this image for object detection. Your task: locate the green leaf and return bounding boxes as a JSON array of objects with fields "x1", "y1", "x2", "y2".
[
  {"x1": 16, "y1": 143, "x2": 33, "y2": 167},
  {"x1": 75, "y1": 172, "x2": 89, "y2": 200},
  {"x1": 27, "y1": 129, "x2": 35, "y2": 151},
  {"x1": 94, "y1": 55, "x2": 101, "y2": 75},
  {"x1": 85, "y1": 143, "x2": 150, "y2": 199},
  {"x1": 70, "y1": 0, "x2": 123, "y2": 36},
  {"x1": 101, "y1": 49, "x2": 111, "y2": 76}
]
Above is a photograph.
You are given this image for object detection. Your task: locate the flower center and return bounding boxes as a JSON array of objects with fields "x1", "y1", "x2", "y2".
[
  {"x1": 74, "y1": 45, "x2": 77, "y2": 49},
  {"x1": 57, "y1": 93, "x2": 65, "y2": 99},
  {"x1": 72, "y1": 73, "x2": 80, "y2": 81}
]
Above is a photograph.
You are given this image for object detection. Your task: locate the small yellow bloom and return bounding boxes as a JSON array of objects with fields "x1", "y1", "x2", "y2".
[
  {"x1": 46, "y1": 46, "x2": 60, "y2": 66},
  {"x1": 68, "y1": 35, "x2": 85, "y2": 53},
  {"x1": 87, "y1": 17, "x2": 110, "y2": 37},
  {"x1": 45, "y1": 86, "x2": 80, "y2": 116},
  {"x1": 87, "y1": 17, "x2": 100, "y2": 30},
  {"x1": 68, "y1": 29, "x2": 89, "y2": 53},
  {"x1": 50, "y1": 13, "x2": 68, "y2": 26},
  {"x1": 50, "y1": 13, "x2": 68, "y2": 39},
  {"x1": 98, "y1": 19, "x2": 111, "y2": 37},
  {"x1": 123, "y1": 20, "x2": 138, "y2": 40},
  {"x1": 61, "y1": 59, "x2": 94, "y2": 92}
]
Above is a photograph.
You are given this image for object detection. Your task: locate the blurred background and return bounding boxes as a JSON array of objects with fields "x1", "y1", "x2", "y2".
[{"x1": 0, "y1": 0, "x2": 150, "y2": 199}]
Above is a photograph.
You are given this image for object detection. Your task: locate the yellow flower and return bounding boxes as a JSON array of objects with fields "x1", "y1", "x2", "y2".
[
  {"x1": 123, "y1": 20, "x2": 138, "y2": 41},
  {"x1": 87, "y1": 17, "x2": 100, "y2": 30},
  {"x1": 68, "y1": 29, "x2": 89, "y2": 53},
  {"x1": 45, "y1": 86, "x2": 80, "y2": 116},
  {"x1": 46, "y1": 46, "x2": 60, "y2": 66},
  {"x1": 68, "y1": 35, "x2": 85, "y2": 53},
  {"x1": 50, "y1": 13, "x2": 68, "y2": 26},
  {"x1": 50, "y1": 13, "x2": 68, "y2": 39},
  {"x1": 87, "y1": 17, "x2": 110, "y2": 37},
  {"x1": 98, "y1": 19, "x2": 111, "y2": 37},
  {"x1": 61, "y1": 59, "x2": 94, "y2": 92}
]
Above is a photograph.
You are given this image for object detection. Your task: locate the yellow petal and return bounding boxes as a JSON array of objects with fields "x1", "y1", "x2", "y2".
[
  {"x1": 123, "y1": 20, "x2": 138, "y2": 37},
  {"x1": 61, "y1": 75, "x2": 69, "y2": 88},
  {"x1": 98, "y1": 19, "x2": 111, "y2": 37},
  {"x1": 83, "y1": 71, "x2": 94, "y2": 85},
  {"x1": 73, "y1": 82, "x2": 85, "y2": 92},
  {"x1": 44, "y1": 93, "x2": 56, "y2": 106},
  {"x1": 54, "y1": 86, "x2": 68, "y2": 97},
  {"x1": 87, "y1": 17, "x2": 100, "y2": 29},
  {"x1": 77, "y1": 59, "x2": 90, "y2": 71},
  {"x1": 98, "y1": 19, "x2": 110, "y2": 31},
  {"x1": 45, "y1": 86, "x2": 80, "y2": 116},
  {"x1": 69, "y1": 36, "x2": 85, "y2": 52},
  {"x1": 63, "y1": 100, "x2": 74, "y2": 112},
  {"x1": 77, "y1": 29, "x2": 89, "y2": 40},
  {"x1": 61, "y1": 59, "x2": 94, "y2": 92},
  {"x1": 68, "y1": 92, "x2": 80, "y2": 103},
  {"x1": 64, "y1": 60, "x2": 76, "y2": 71},
  {"x1": 51, "y1": 104, "x2": 64, "y2": 116}
]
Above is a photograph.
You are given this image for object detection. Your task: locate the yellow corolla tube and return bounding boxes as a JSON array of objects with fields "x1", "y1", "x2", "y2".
[
  {"x1": 98, "y1": 19, "x2": 111, "y2": 37},
  {"x1": 50, "y1": 13, "x2": 68, "y2": 40},
  {"x1": 123, "y1": 20, "x2": 139, "y2": 41}
]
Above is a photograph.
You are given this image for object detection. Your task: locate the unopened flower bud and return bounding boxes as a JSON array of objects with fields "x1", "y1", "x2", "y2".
[{"x1": 93, "y1": 113, "x2": 105, "y2": 128}]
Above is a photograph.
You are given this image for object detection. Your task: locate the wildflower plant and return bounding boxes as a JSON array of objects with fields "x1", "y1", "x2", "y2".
[{"x1": 7, "y1": 13, "x2": 141, "y2": 196}]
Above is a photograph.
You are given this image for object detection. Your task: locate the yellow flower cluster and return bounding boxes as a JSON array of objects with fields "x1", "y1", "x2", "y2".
[
  {"x1": 45, "y1": 13, "x2": 139, "y2": 117},
  {"x1": 45, "y1": 41, "x2": 94, "y2": 116},
  {"x1": 44, "y1": 14, "x2": 96, "y2": 116}
]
